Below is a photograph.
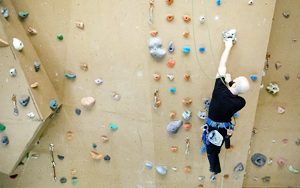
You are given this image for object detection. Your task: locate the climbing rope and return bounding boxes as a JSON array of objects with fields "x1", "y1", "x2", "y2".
[{"x1": 148, "y1": 0, "x2": 154, "y2": 24}]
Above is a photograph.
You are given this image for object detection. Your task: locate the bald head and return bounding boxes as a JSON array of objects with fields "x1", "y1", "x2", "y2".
[{"x1": 230, "y1": 76, "x2": 250, "y2": 95}]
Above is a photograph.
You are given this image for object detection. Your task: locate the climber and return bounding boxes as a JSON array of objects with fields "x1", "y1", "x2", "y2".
[{"x1": 204, "y1": 29, "x2": 250, "y2": 182}]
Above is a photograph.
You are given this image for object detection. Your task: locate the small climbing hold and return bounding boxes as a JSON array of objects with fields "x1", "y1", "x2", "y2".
[
  {"x1": 170, "y1": 87, "x2": 176, "y2": 94},
  {"x1": 1, "y1": 7, "x2": 9, "y2": 18},
  {"x1": 248, "y1": 0, "x2": 253, "y2": 5},
  {"x1": 66, "y1": 131, "x2": 74, "y2": 140},
  {"x1": 60, "y1": 177, "x2": 67, "y2": 184},
  {"x1": 27, "y1": 26, "x2": 37, "y2": 35},
  {"x1": 71, "y1": 177, "x2": 78, "y2": 185},
  {"x1": 216, "y1": 0, "x2": 221, "y2": 6},
  {"x1": 57, "y1": 155, "x2": 65, "y2": 160},
  {"x1": 169, "y1": 111, "x2": 176, "y2": 119},
  {"x1": 251, "y1": 153, "x2": 267, "y2": 167},
  {"x1": 295, "y1": 138, "x2": 300, "y2": 146},
  {"x1": 19, "y1": 95, "x2": 30, "y2": 107},
  {"x1": 262, "y1": 176, "x2": 271, "y2": 183},
  {"x1": 75, "y1": 21, "x2": 84, "y2": 29},
  {"x1": 57, "y1": 34, "x2": 64, "y2": 41},
  {"x1": 12, "y1": 38, "x2": 24, "y2": 51},
  {"x1": 182, "y1": 46, "x2": 190, "y2": 54},
  {"x1": 112, "y1": 92, "x2": 121, "y2": 101},
  {"x1": 277, "y1": 157, "x2": 287, "y2": 167},
  {"x1": 156, "y1": 165, "x2": 167, "y2": 175},
  {"x1": 170, "y1": 146, "x2": 178, "y2": 152},
  {"x1": 75, "y1": 108, "x2": 81, "y2": 115},
  {"x1": 288, "y1": 165, "x2": 299, "y2": 174},
  {"x1": 168, "y1": 41, "x2": 175, "y2": 53},
  {"x1": 9, "y1": 174, "x2": 18, "y2": 179},
  {"x1": 266, "y1": 82, "x2": 279, "y2": 95},
  {"x1": 234, "y1": 162, "x2": 244, "y2": 172},
  {"x1": 9, "y1": 68, "x2": 17, "y2": 77},
  {"x1": 65, "y1": 72, "x2": 77, "y2": 80},
  {"x1": 1, "y1": 135, "x2": 9, "y2": 145},
  {"x1": 144, "y1": 161, "x2": 153, "y2": 169},
  {"x1": 34, "y1": 61, "x2": 41, "y2": 72},
  {"x1": 167, "y1": 59, "x2": 176, "y2": 68},
  {"x1": 275, "y1": 61, "x2": 282, "y2": 70},
  {"x1": 182, "y1": 110, "x2": 192, "y2": 121},
  {"x1": 267, "y1": 157, "x2": 273, "y2": 165},
  {"x1": 104, "y1": 155, "x2": 111, "y2": 161},
  {"x1": 199, "y1": 16, "x2": 205, "y2": 24},
  {"x1": 71, "y1": 169, "x2": 77, "y2": 175},
  {"x1": 233, "y1": 112, "x2": 239, "y2": 118},
  {"x1": 284, "y1": 73, "x2": 290, "y2": 80},
  {"x1": 198, "y1": 47, "x2": 205, "y2": 53},
  {"x1": 109, "y1": 123, "x2": 118, "y2": 131},
  {"x1": 18, "y1": 11, "x2": 29, "y2": 19},
  {"x1": 198, "y1": 176, "x2": 205, "y2": 181},
  {"x1": 31, "y1": 153, "x2": 41, "y2": 160},
  {"x1": 182, "y1": 97, "x2": 192, "y2": 106},
  {"x1": 182, "y1": 31, "x2": 190, "y2": 38},
  {"x1": 197, "y1": 111, "x2": 207, "y2": 120},
  {"x1": 197, "y1": 184, "x2": 204, "y2": 188},
  {"x1": 166, "y1": 0, "x2": 173, "y2": 5},
  {"x1": 167, "y1": 74, "x2": 174, "y2": 81},
  {"x1": 282, "y1": 138, "x2": 288, "y2": 144},
  {"x1": 182, "y1": 15, "x2": 191, "y2": 23},
  {"x1": 92, "y1": 143, "x2": 97, "y2": 149},
  {"x1": 30, "y1": 82, "x2": 39, "y2": 88},
  {"x1": 250, "y1": 75, "x2": 258, "y2": 81},
  {"x1": 27, "y1": 112, "x2": 35, "y2": 119},
  {"x1": 80, "y1": 63, "x2": 88, "y2": 71},
  {"x1": 49, "y1": 99, "x2": 58, "y2": 111},
  {"x1": 203, "y1": 98, "x2": 211, "y2": 109},
  {"x1": 90, "y1": 151, "x2": 103, "y2": 160},
  {"x1": 150, "y1": 30, "x2": 158, "y2": 37},
  {"x1": 183, "y1": 122, "x2": 192, "y2": 130},
  {"x1": 81, "y1": 97, "x2": 96, "y2": 108},
  {"x1": 166, "y1": 120, "x2": 183, "y2": 134},
  {"x1": 277, "y1": 106, "x2": 285, "y2": 114},
  {"x1": 101, "y1": 135, "x2": 109, "y2": 143},
  {"x1": 166, "y1": 14, "x2": 174, "y2": 22},
  {"x1": 282, "y1": 11, "x2": 290, "y2": 18},
  {"x1": 94, "y1": 78, "x2": 103, "y2": 85},
  {"x1": 184, "y1": 73, "x2": 190, "y2": 81},
  {"x1": 153, "y1": 73, "x2": 161, "y2": 81},
  {"x1": 224, "y1": 174, "x2": 229, "y2": 179},
  {"x1": 0, "y1": 38, "x2": 9, "y2": 47},
  {"x1": 184, "y1": 165, "x2": 192, "y2": 173}
]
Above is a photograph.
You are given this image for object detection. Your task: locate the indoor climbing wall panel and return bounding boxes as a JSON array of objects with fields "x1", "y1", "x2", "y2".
[
  {"x1": 1, "y1": 0, "x2": 276, "y2": 187},
  {"x1": 244, "y1": 0, "x2": 300, "y2": 187}
]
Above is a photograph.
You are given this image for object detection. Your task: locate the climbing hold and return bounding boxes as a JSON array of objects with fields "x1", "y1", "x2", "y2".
[
  {"x1": 149, "y1": 37, "x2": 162, "y2": 49},
  {"x1": 248, "y1": 0, "x2": 253, "y2": 5},
  {"x1": 233, "y1": 112, "x2": 239, "y2": 118},
  {"x1": 262, "y1": 176, "x2": 271, "y2": 183},
  {"x1": 182, "y1": 46, "x2": 190, "y2": 54},
  {"x1": 27, "y1": 112, "x2": 35, "y2": 119},
  {"x1": 75, "y1": 21, "x2": 84, "y2": 29},
  {"x1": 57, "y1": 155, "x2": 65, "y2": 160},
  {"x1": 199, "y1": 16, "x2": 205, "y2": 24},
  {"x1": 198, "y1": 176, "x2": 205, "y2": 181},
  {"x1": 198, "y1": 47, "x2": 205, "y2": 53},
  {"x1": 9, "y1": 68, "x2": 17, "y2": 77},
  {"x1": 27, "y1": 26, "x2": 37, "y2": 35},
  {"x1": 216, "y1": 0, "x2": 221, "y2": 6},
  {"x1": 183, "y1": 122, "x2": 192, "y2": 130},
  {"x1": 223, "y1": 29, "x2": 237, "y2": 43},
  {"x1": 166, "y1": 120, "x2": 183, "y2": 134},
  {"x1": 75, "y1": 108, "x2": 81, "y2": 115},
  {"x1": 92, "y1": 143, "x2": 97, "y2": 149},
  {"x1": 9, "y1": 174, "x2": 18, "y2": 179},
  {"x1": 288, "y1": 165, "x2": 299, "y2": 174},
  {"x1": 275, "y1": 61, "x2": 282, "y2": 70},
  {"x1": 169, "y1": 111, "x2": 176, "y2": 119},
  {"x1": 33, "y1": 61, "x2": 41, "y2": 72},
  {"x1": 112, "y1": 92, "x2": 121, "y2": 101},
  {"x1": 81, "y1": 97, "x2": 96, "y2": 108},
  {"x1": 277, "y1": 157, "x2": 287, "y2": 167},
  {"x1": 57, "y1": 34, "x2": 64, "y2": 41},
  {"x1": 233, "y1": 162, "x2": 244, "y2": 172},
  {"x1": 197, "y1": 184, "x2": 204, "y2": 188},
  {"x1": 71, "y1": 169, "x2": 77, "y2": 175},
  {"x1": 101, "y1": 135, "x2": 109, "y2": 143},
  {"x1": 0, "y1": 38, "x2": 9, "y2": 47},
  {"x1": 104, "y1": 155, "x2": 111, "y2": 161},
  {"x1": 12, "y1": 38, "x2": 24, "y2": 51},
  {"x1": 197, "y1": 111, "x2": 207, "y2": 120},
  {"x1": 295, "y1": 139, "x2": 300, "y2": 146},
  {"x1": 65, "y1": 72, "x2": 77, "y2": 80},
  {"x1": 66, "y1": 131, "x2": 74, "y2": 140},
  {"x1": 150, "y1": 47, "x2": 166, "y2": 60},
  {"x1": 171, "y1": 167, "x2": 177, "y2": 171},
  {"x1": 167, "y1": 59, "x2": 176, "y2": 68},
  {"x1": 170, "y1": 146, "x2": 178, "y2": 152},
  {"x1": 94, "y1": 78, "x2": 103, "y2": 85},
  {"x1": 90, "y1": 151, "x2": 103, "y2": 160},
  {"x1": 168, "y1": 41, "x2": 175, "y2": 53},
  {"x1": 284, "y1": 73, "x2": 290, "y2": 80},
  {"x1": 182, "y1": 15, "x2": 191, "y2": 23},
  {"x1": 277, "y1": 106, "x2": 285, "y2": 114},
  {"x1": 49, "y1": 99, "x2": 58, "y2": 111},
  {"x1": 150, "y1": 30, "x2": 158, "y2": 37},
  {"x1": 71, "y1": 177, "x2": 78, "y2": 185},
  {"x1": 282, "y1": 138, "x2": 288, "y2": 144},
  {"x1": 184, "y1": 73, "x2": 190, "y2": 81},
  {"x1": 144, "y1": 161, "x2": 153, "y2": 169},
  {"x1": 182, "y1": 97, "x2": 192, "y2": 106},
  {"x1": 109, "y1": 123, "x2": 118, "y2": 131},
  {"x1": 166, "y1": 14, "x2": 174, "y2": 22},
  {"x1": 166, "y1": 0, "x2": 173, "y2": 5},
  {"x1": 250, "y1": 75, "x2": 258, "y2": 81},
  {"x1": 156, "y1": 165, "x2": 167, "y2": 175},
  {"x1": 203, "y1": 98, "x2": 211, "y2": 110},
  {"x1": 184, "y1": 165, "x2": 192, "y2": 173},
  {"x1": 19, "y1": 95, "x2": 30, "y2": 107},
  {"x1": 267, "y1": 157, "x2": 273, "y2": 165},
  {"x1": 1, "y1": 7, "x2": 9, "y2": 18},
  {"x1": 251, "y1": 153, "x2": 267, "y2": 167},
  {"x1": 60, "y1": 177, "x2": 67, "y2": 184},
  {"x1": 224, "y1": 174, "x2": 229, "y2": 179},
  {"x1": 182, "y1": 31, "x2": 190, "y2": 38},
  {"x1": 167, "y1": 74, "x2": 174, "y2": 81},
  {"x1": 80, "y1": 63, "x2": 88, "y2": 71},
  {"x1": 18, "y1": 11, "x2": 29, "y2": 19},
  {"x1": 266, "y1": 82, "x2": 279, "y2": 95},
  {"x1": 182, "y1": 110, "x2": 192, "y2": 121},
  {"x1": 30, "y1": 82, "x2": 39, "y2": 89},
  {"x1": 153, "y1": 90, "x2": 161, "y2": 109},
  {"x1": 1, "y1": 135, "x2": 9, "y2": 145},
  {"x1": 282, "y1": 11, "x2": 290, "y2": 18},
  {"x1": 153, "y1": 73, "x2": 161, "y2": 81},
  {"x1": 170, "y1": 87, "x2": 176, "y2": 94}
]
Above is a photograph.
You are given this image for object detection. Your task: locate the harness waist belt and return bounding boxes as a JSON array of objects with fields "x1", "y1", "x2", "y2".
[{"x1": 206, "y1": 117, "x2": 232, "y2": 129}]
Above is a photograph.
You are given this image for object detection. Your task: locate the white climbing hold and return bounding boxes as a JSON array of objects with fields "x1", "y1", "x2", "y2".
[
  {"x1": 167, "y1": 74, "x2": 174, "y2": 81},
  {"x1": 248, "y1": 0, "x2": 253, "y2": 5},
  {"x1": 94, "y1": 78, "x2": 103, "y2": 85},
  {"x1": 81, "y1": 97, "x2": 96, "y2": 108},
  {"x1": 9, "y1": 68, "x2": 17, "y2": 77},
  {"x1": 27, "y1": 112, "x2": 35, "y2": 119},
  {"x1": 199, "y1": 16, "x2": 205, "y2": 24},
  {"x1": 156, "y1": 165, "x2": 167, "y2": 175},
  {"x1": 288, "y1": 165, "x2": 299, "y2": 174},
  {"x1": 12, "y1": 38, "x2": 24, "y2": 51},
  {"x1": 277, "y1": 106, "x2": 285, "y2": 114}
]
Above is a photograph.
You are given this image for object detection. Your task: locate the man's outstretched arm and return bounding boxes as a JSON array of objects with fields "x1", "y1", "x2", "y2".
[{"x1": 216, "y1": 40, "x2": 233, "y2": 78}]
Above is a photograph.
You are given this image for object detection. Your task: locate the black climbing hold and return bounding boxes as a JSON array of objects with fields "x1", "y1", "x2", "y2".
[
  {"x1": 9, "y1": 174, "x2": 18, "y2": 179},
  {"x1": 261, "y1": 176, "x2": 271, "y2": 183},
  {"x1": 92, "y1": 143, "x2": 97, "y2": 149},
  {"x1": 75, "y1": 108, "x2": 81, "y2": 115},
  {"x1": 1, "y1": 136, "x2": 9, "y2": 145},
  {"x1": 251, "y1": 153, "x2": 267, "y2": 167},
  {"x1": 19, "y1": 95, "x2": 30, "y2": 107},
  {"x1": 57, "y1": 155, "x2": 65, "y2": 160},
  {"x1": 60, "y1": 177, "x2": 67, "y2": 184},
  {"x1": 104, "y1": 155, "x2": 111, "y2": 161},
  {"x1": 168, "y1": 41, "x2": 175, "y2": 53},
  {"x1": 34, "y1": 62, "x2": 41, "y2": 72},
  {"x1": 233, "y1": 162, "x2": 244, "y2": 172}
]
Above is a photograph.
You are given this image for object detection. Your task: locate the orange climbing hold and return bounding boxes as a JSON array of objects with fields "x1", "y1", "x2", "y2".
[
  {"x1": 170, "y1": 146, "x2": 178, "y2": 152},
  {"x1": 182, "y1": 15, "x2": 191, "y2": 23},
  {"x1": 150, "y1": 30, "x2": 158, "y2": 37},
  {"x1": 166, "y1": 0, "x2": 173, "y2": 5},
  {"x1": 183, "y1": 122, "x2": 192, "y2": 130},
  {"x1": 184, "y1": 73, "x2": 190, "y2": 81},
  {"x1": 183, "y1": 31, "x2": 190, "y2": 38},
  {"x1": 153, "y1": 73, "x2": 161, "y2": 81},
  {"x1": 166, "y1": 14, "x2": 174, "y2": 22},
  {"x1": 169, "y1": 111, "x2": 176, "y2": 119},
  {"x1": 182, "y1": 97, "x2": 192, "y2": 106},
  {"x1": 184, "y1": 165, "x2": 192, "y2": 173},
  {"x1": 167, "y1": 59, "x2": 176, "y2": 68}
]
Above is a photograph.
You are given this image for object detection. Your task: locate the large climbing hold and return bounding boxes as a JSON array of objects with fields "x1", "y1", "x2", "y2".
[
  {"x1": 18, "y1": 11, "x2": 29, "y2": 19},
  {"x1": 166, "y1": 120, "x2": 183, "y2": 134},
  {"x1": 149, "y1": 37, "x2": 166, "y2": 60},
  {"x1": 81, "y1": 97, "x2": 96, "y2": 109},
  {"x1": 19, "y1": 95, "x2": 30, "y2": 107},
  {"x1": 12, "y1": 38, "x2": 24, "y2": 51},
  {"x1": 251, "y1": 153, "x2": 267, "y2": 167}
]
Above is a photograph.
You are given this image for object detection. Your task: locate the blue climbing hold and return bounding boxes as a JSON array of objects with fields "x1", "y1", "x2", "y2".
[
  {"x1": 233, "y1": 112, "x2": 239, "y2": 118},
  {"x1": 49, "y1": 99, "x2": 58, "y2": 111},
  {"x1": 1, "y1": 136, "x2": 9, "y2": 145},
  {"x1": 182, "y1": 46, "x2": 191, "y2": 54},
  {"x1": 199, "y1": 47, "x2": 206, "y2": 53},
  {"x1": 170, "y1": 87, "x2": 176, "y2": 94},
  {"x1": 250, "y1": 75, "x2": 258, "y2": 81},
  {"x1": 109, "y1": 123, "x2": 118, "y2": 131},
  {"x1": 216, "y1": 0, "x2": 221, "y2": 6},
  {"x1": 200, "y1": 145, "x2": 206, "y2": 153}
]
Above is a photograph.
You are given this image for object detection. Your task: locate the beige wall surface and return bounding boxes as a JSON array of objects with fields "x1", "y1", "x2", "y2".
[
  {"x1": 244, "y1": 0, "x2": 300, "y2": 187},
  {"x1": 1, "y1": 0, "x2": 276, "y2": 188}
]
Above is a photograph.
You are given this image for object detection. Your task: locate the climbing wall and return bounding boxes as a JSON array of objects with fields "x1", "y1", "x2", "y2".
[
  {"x1": 243, "y1": 0, "x2": 300, "y2": 187},
  {"x1": 0, "y1": 0, "x2": 277, "y2": 188}
]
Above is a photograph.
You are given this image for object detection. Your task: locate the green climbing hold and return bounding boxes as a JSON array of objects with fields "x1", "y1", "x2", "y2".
[
  {"x1": 0, "y1": 123, "x2": 6, "y2": 132},
  {"x1": 71, "y1": 177, "x2": 78, "y2": 185},
  {"x1": 60, "y1": 177, "x2": 67, "y2": 184},
  {"x1": 57, "y1": 34, "x2": 64, "y2": 41},
  {"x1": 18, "y1": 11, "x2": 29, "y2": 19},
  {"x1": 65, "y1": 73, "x2": 76, "y2": 80},
  {"x1": 92, "y1": 143, "x2": 97, "y2": 149},
  {"x1": 109, "y1": 123, "x2": 118, "y2": 131}
]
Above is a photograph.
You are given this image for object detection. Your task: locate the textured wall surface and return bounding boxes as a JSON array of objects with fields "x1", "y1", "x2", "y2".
[{"x1": 0, "y1": 0, "x2": 276, "y2": 187}]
